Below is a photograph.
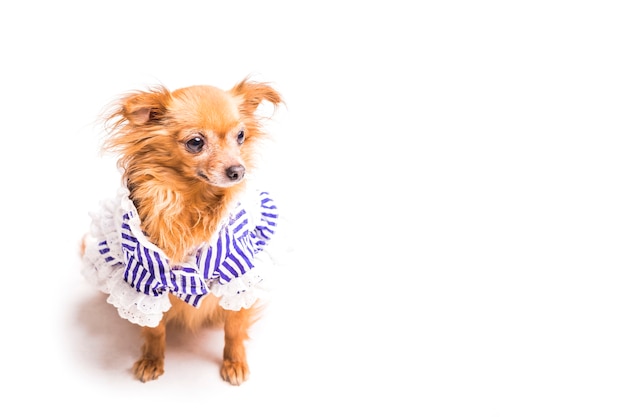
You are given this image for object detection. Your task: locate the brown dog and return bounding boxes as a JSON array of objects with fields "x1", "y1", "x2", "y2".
[{"x1": 82, "y1": 78, "x2": 283, "y2": 384}]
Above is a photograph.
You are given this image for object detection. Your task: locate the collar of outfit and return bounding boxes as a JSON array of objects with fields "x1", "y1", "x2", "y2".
[{"x1": 82, "y1": 186, "x2": 278, "y2": 327}]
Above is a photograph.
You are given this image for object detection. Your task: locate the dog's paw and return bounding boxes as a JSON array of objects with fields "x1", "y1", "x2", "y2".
[
  {"x1": 132, "y1": 357, "x2": 165, "y2": 382},
  {"x1": 220, "y1": 359, "x2": 249, "y2": 385}
]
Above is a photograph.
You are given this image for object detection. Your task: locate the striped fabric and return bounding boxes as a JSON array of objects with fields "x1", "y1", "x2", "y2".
[{"x1": 98, "y1": 191, "x2": 278, "y2": 308}]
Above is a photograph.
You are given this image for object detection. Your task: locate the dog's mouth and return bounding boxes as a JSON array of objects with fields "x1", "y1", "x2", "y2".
[
  {"x1": 197, "y1": 169, "x2": 245, "y2": 188},
  {"x1": 198, "y1": 171, "x2": 211, "y2": 182}
]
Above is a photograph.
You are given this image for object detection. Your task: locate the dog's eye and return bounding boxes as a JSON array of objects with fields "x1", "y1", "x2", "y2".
[
  {"x1": 236, "y1": 130, "x2": 245, "y2": 145},
  {"x1": 185, "y1": 137, "x2": 205, "y2": 153}
]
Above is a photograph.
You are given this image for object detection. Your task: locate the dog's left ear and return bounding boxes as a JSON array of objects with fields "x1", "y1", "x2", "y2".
[{"x1": 230, "y1": 78, "x2": 283, "y2": 115}]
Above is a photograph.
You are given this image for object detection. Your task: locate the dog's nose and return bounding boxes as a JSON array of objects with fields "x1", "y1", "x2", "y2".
[{"x1": 226, "y1": 165, "x2": 245, "y2": 181}]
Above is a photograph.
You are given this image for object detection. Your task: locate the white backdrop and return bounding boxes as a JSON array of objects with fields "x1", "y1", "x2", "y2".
[{"x1": 1, "y1": 1, "x2": 625, "y2": 415}]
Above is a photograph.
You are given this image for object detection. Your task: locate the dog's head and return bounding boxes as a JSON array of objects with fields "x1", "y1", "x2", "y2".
[{"x1": 104, "y1": 78, "x2": 282, "y2": 191}]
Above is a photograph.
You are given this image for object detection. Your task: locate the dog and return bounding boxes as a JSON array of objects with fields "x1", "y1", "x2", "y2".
[{"x1": 81, "y1": 78, "x2": 283, "y2": 384}]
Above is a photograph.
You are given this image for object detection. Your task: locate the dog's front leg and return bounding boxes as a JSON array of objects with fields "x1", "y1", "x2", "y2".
[
  {"x1": 221, "y1": 307, "x2": 253, "y2": 385},
  {"x1": 132, "y1": 320, "x2": 166, "y2": 382}
]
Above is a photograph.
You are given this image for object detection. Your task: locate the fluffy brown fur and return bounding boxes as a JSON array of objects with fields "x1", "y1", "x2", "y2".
[{"x1": 94, "y1": 78, "x2": 282, "y2": 384}]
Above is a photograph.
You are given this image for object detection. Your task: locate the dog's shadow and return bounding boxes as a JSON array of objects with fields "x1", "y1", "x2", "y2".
[{"x1": 70, "y1": 290, "x2": 224, "y2": 377}]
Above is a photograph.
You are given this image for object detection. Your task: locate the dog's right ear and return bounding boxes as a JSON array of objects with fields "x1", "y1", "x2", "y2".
[
  {"x1": 120, "y1": 87, "x2": 171, "y2": 126},
  {"x1": 230, "y1": 78, "x2": 283, "y2": 115}
]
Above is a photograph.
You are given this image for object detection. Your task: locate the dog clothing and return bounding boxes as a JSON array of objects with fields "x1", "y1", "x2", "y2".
[{"x1": 81, "y1": 187, "x2": 278, "y2": 327}]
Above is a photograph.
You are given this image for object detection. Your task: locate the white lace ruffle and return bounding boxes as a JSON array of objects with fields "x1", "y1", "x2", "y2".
[
  {"x1": 81, "y1": 187, "x2": 277, "y2": 327},
  {"x1": 209, "y1": 249, "x2": 273, "y2": 311}
]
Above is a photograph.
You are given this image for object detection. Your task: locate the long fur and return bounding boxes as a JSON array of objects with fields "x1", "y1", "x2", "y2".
[{"x1": 96, "y1": 78, "x2": 282, "y2": 384}]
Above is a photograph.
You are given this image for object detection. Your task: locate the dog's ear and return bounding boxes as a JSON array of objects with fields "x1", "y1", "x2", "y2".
[
  {"x1": 230, "y1": 78, "x2": 282, "y2": 115},
  {"x1": 121, "y1": 87, "x2": 171, "y2": 126}
]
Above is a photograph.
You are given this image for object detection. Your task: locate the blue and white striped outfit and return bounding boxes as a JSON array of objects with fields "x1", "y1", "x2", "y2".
[{"x1": 82, "y1": 187, "x2": 278, "y2": 327}]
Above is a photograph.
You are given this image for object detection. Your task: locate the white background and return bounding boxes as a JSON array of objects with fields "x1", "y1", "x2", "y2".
[{"x1": 1, "y1": 1, "x2": 625, "y2": 415}]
